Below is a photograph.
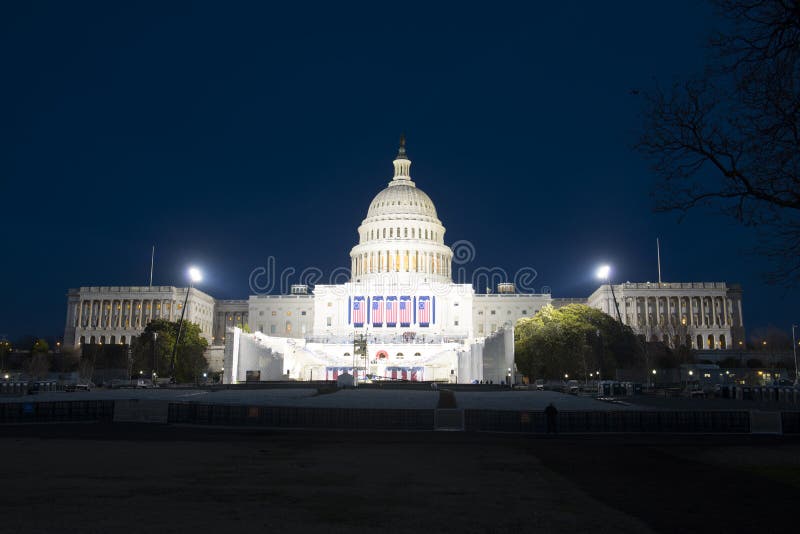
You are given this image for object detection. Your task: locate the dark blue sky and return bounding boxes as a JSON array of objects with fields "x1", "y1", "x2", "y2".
[{"x1": 1, "y1": 1, "x2": 795, "y2": 341}]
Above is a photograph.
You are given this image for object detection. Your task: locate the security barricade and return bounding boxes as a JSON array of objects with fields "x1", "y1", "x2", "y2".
[
  {"x1": 168, "y1": 403, "x2": 435, "y2": 430},
  {"x1": 463, "y1": 410, "x2": 751, "y2": 433},
  {"x1": 0, "y1": 400, "x2": 114, "y2": 423}
]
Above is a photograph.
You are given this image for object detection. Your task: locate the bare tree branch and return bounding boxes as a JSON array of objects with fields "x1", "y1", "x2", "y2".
[{"x1": 637, "y1": 0, "x2": 800, "y2": 285}]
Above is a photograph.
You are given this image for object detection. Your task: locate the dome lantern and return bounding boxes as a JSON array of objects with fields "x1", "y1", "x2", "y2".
[{"x1": 391, "y1": 134, "x2": 412, "y2": 185}]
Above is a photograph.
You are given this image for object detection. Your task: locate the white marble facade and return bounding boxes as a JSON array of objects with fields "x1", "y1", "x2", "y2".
[
  {"x1": 64, "y1": 140, "x2": 746, "y2": 381},
  {"x1": 64, "y1": 286, "x2": 215, "y2": 347},
  {"x1": 587, "y1": 282, "x2": 745, "y2": 350}
]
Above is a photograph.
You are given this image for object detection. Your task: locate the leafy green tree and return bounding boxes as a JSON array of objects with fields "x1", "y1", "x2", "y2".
[
  {"x1": 131, "y1": 319, "x2": 208, "y2": 382},
  {"x1": 0, "y1": 340, "x2": 11, "y2": 371},
  {"x1": 515, "y1": 304, "x2": 642, "y2": 380},
  {"x1": 31, "y1": 339, "x2": 49, "y2": 355}
]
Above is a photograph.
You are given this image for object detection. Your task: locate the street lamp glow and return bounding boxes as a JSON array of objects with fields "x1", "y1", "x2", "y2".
[
  {"x1": 652, "y1": 369, "x2": 657, "y2": 375},
  {"x1": 596, "y1": 265, "x2": 611, "y2": 280},
  {"x1": 188, "y1": 267, "x2": 203, "y2": 283}
]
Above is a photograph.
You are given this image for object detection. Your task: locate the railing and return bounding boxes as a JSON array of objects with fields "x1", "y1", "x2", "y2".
[
  {"x1": 168, "y1": 403, "x2": 435, "y2": 430},
  {"x1": 463, "y1": 409, "x2": 751, "y2": 433},
  {"x1": 0, "y1": 400, "x2": 115, "y2": 424},
  {"x1": 620, "y1": 282, "x2": 728, "y2": 290}
]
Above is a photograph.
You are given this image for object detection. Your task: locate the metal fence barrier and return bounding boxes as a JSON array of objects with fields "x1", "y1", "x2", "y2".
[
  {"x1": 0, "y1": 400, "x2": 115, "y2": 424},
  {"x1": 168, "y1": 403, "x2": 435, "y2": 430},
  {"x1": 464, "y1": 410, "x2": 752, "y2": 433},
  {"x1": 781, "y1": 412, "x2": 800, "y2": 434}
]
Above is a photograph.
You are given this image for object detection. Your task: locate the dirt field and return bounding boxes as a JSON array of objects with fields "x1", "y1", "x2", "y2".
[{"x1": 0, "y1": 425, "x2": 797, "y2": 533}]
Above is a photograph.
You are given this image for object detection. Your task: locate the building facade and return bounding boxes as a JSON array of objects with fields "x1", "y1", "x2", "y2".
[
  {"x1": 63, "y1": 139, "x2": 746, "y2": 380},
  {"x1": 587, "y1": 282, "x2": 745, "y2": 349},
  {"x1": 64, "y1": 286, "x2": 215, "y2": 348}
]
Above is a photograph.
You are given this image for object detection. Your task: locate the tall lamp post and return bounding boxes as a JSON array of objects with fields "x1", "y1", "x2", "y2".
[
  {"x1": 170, "y1": 267, "x2": 202, "y2": 381},
  {"x1": 596, "y1": 264, "x2": 622, "y2": 324},
  {"x1": 792, "y1": 324, "x2": 798, "y2": 385}
]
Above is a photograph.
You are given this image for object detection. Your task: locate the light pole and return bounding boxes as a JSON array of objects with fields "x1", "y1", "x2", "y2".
[
  {"x1": 792, "y1": 324, "x2": 798, "y2": 385},
  {"x1": 152, "y1": 331, "x2": 158, "y2": 382},
  {"x1": 596, "y1": 265, "x2": 622, "y2": 323},
  {"x1": 170, "y1": 267, "x2": 202, "y2": 382}
]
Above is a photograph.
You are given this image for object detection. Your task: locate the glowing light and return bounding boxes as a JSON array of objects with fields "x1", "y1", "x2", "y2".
[
  {"x1": 596, "y1": 265, "x2": 611, "y2": 280},
  {"x1": 188, "y1": 267, "x2": 203, "y2": 283}
]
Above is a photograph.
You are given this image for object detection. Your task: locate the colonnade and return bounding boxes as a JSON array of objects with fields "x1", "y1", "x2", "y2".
[
  {"x1": 74, "y1": 298, "x2": 179, "y2": 330},
  {"x1": 622, "y1": 295, "x2": 742, "y2": 328},
  {"x1": 351, "y1": 250, "x2": 451, "y2": 278}
]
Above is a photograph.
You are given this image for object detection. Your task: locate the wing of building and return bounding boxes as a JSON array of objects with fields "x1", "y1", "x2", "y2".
[{"x1": 63, "y1": 138, "x2": 745, "y2": 382}]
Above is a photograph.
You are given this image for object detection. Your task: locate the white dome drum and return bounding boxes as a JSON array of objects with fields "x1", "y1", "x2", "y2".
[{"x1": 350, "y1": 137, "x2": 453, "y2": 283}]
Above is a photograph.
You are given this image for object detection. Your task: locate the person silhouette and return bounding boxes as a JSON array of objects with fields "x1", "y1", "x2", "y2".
[{"x1": 544, "y1": 402, "x2": 558, "y2": 434}]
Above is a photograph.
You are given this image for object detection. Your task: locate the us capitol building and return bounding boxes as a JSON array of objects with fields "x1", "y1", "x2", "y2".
[{"x1": 63, "y1": 139, "x2": 746, "y2": 383}]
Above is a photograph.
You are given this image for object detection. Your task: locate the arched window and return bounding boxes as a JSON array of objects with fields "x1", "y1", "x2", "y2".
[
  {"x1": 707, "y1": 334, "x2": 714, "y2": 349},
  {"x1": 100, "y1": 336, "x2": 106, "y2": 345},
  {"x1": 390, "y1": 228, "x2": 393, "y2": 237},
  {"x1": 344, "y1": 352, "x2": 350, "y2": 357},
  {"x1": 286, "y1": 321, "x2": 292, "y2": 333},
  {"x1": 396, "y1": 352, "x2": 404, "y2": 358},
  {"x1": 80, "y1": 336, "x2": 86, "y2": 345},
  {"x1": 110, "y1": 335, "x2": 116, "y2": 345},
  {"x1": 414, "y1": 352, "x2": 421, "y2": 357},
  {"x1": 404, "y1": 228, "x2": 408, "y2": 237},
  {"x1": 697, "y1": 335, "x2": 703, "y2": 349},
  {"x1": 382, "y1": 228, "x2": 386, "y2": 238},
  {"x1": 719, "y1": 334, "x2": 726, "y2": 349}
]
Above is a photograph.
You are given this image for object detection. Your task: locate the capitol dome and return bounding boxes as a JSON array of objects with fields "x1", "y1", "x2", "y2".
[{"x1": 350, "y1": 137, "x2": 453, "y2": 283}]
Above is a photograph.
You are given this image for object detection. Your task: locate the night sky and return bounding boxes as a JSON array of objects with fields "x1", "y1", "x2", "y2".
[{"x1": 1, "y1": 1, "x2": 795, "y2": 342}]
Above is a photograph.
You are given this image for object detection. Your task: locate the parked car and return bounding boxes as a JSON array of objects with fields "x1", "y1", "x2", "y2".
[
  {"x1": 534, "y1": 379, "x2": 545, "y2": 390},
  {"x1": 566, "y1": 380, "x2": 580, "y2": 394}
]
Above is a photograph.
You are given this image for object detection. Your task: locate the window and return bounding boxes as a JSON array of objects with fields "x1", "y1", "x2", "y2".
[
  {"x1": 478, "y1": 325, "x2": 484, "y2": 334},
  {"x1": 286, "y1": 311, "x2": 292, "y2": 316},
  {"x1": 478, "y1": 310, "x2": 483, "y2": 315},
  {"x1": 259, "y1": 311, "x2": 264, "y2": 316},
  {"x1": 414, "y1": 352, "x2": 421, "y2": 357},
  {"x1": 327, "y1": 302, "x2": 332, "y2": 307},
  {"x1": 286, "y1": 321, "x2": 292, "y2": 333},
  {"x1": 454, "y1": 320, "x2": 459, "y2": 326},
  {"x1": 326, "y1": 317, "x2": 332, "y2": 326},
  {"x1": 490, "y1": 310, "x2": 496, "y2": 315},
  {"x1": 522, "y1": 310, "x2": 528, "y2": 315},
  {"x1": 271, "y1": 311, "x2": 276, "y2": 316},
  {"x1": 454, "y1": 302, "x2": 459, "y2": 307},
  {"x1": 270, "y1": 325, "x2": 276, "y2": 334},
  {"x1": 301, "y1": 311, "x2": 306, "y2": 316}
]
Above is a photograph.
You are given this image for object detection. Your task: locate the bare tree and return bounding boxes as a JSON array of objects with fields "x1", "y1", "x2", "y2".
[{"x1": 638, "y1": 0, "x2": 800, "y2": 284}]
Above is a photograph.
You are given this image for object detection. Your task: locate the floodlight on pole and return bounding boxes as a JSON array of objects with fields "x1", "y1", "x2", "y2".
[
  {"x1": 595, "y1": 264, "x2": 621, "y2": 323},
  {"x1": 170, "y1": 266, "x2": 203, "y2": 382}
]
